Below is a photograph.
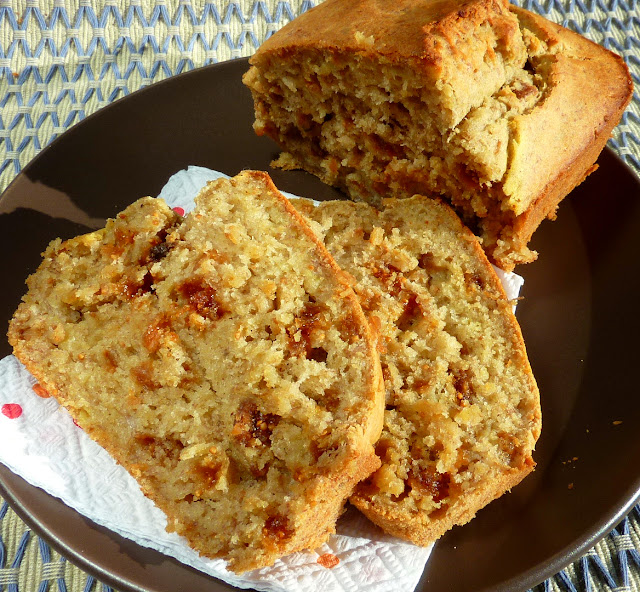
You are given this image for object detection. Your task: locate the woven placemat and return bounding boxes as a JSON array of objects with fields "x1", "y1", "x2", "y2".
[{"x1": 1, "y1": 1, "x2": 640, "y2": 591}]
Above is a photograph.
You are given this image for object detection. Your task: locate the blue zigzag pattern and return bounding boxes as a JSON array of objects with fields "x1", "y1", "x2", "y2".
[
  {"x1": 0, "y1": 501, "x2": 114, "y2": 592},
  {"x1": 517, "y1": 0, "x2": 639, "y2": 14},
  {"x1": 0, "y1": 2, "x2": 320, "y2": 181},
  {"x1": 2, "y1": 496, "x2": 640, "y2": 592},
  {"x1": 0, "y1": 1, "x2": 316, "y2": 65}
]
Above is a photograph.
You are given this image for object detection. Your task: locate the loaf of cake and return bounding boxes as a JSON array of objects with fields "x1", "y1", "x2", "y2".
[
  {"x1": 293, "y1": 195, "x2": 541, "y2": 545},
  {"x1": 8, "y1": 171, "x2": 385, "y2": 573},
  {"x1": 243, "y1": 0, "x2": 633, "y2": 271}
]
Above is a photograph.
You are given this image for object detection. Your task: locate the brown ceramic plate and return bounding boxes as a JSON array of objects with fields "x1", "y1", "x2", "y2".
[{"x1": 1, "y1": 58, "x2": 640, "y2": 592}]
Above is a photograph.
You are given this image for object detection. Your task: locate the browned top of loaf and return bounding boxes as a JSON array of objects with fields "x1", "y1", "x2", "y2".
[{"x1": 256, "y1": 0, "x2": 522, "y2": 64}]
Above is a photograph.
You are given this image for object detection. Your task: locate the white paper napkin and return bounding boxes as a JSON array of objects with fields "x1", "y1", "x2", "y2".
[{"x1": 0, "y1": 166, "x2": 524, "y2": 592}]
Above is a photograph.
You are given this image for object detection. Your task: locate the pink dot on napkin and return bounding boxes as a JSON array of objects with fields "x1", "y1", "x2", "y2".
[
  {"x1": 2, "y1": 403, "x2": 23, "y2": 419},
  {"x1": 172, "y1": 206, "x2": 185, "y2": 216}
]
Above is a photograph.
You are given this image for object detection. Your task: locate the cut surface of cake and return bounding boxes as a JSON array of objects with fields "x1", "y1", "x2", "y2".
[
  {"x1": 293, "y1": 195, "x2": 541, "y2": 546},
  {"x1": 8, "y1": 171, "x2": 384, "y2": 572},
  {"x1": 243, "y1": 0, "x2": 633, "y2": 270}
]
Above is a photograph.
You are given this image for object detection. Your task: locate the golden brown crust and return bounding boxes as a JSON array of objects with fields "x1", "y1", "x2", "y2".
[
  {"x1": 255, "y1": 0, "x2": 520, "y2": 62},
  {"x1": 504, "y1": 7, "x2": 632, "y2": 216},
  {"x1": 249, "y1": 0, "x2": 527, "y2": 132},
  {"x1": 499, "y1": 7, "x2": 633, "y2": 263},
  {"x1": 350, "y1": 460, "x2": 534, "y2": 545}
]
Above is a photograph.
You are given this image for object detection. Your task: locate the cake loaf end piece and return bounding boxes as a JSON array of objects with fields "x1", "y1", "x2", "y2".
[{"x1": 244, "y1": 0, "x2": 633, "y2": 270}]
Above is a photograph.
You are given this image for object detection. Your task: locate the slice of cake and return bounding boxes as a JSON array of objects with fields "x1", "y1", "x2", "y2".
[
  {"x1": 8, "y1": 171, "x2": 384, "y2": 573},
  {"x1": 243, "y1": 0, "x2": 633, "y2": 271},
  {"x1": 293, "y1": 196, "x2": 541, "y2": 545}
]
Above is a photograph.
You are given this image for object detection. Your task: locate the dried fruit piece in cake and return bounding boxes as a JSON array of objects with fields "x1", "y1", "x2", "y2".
[{"x1": 8, "y1": 171, "x2": 384, "y2": 572}]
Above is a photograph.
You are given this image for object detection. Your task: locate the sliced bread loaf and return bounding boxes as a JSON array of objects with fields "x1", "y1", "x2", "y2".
[
  {"x1": 8, "y1": 171, "x2": 384, "y2": 572},
  {"x1": 293, "y1": 195, "x2": 541, "y2": 545}
]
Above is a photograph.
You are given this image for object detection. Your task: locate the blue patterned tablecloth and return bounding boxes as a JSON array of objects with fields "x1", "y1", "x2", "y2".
[{"x1": 1, "y1": 1, "x2": 639, "y2": 591}]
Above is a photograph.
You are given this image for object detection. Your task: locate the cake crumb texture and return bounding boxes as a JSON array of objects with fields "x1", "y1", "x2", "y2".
[
  {"x1": 8, "y1": 171, "x2": 384, "y2": 573},
  {"x1": 293, "y1": 195, "x2": 541, "y2": 545},
  {"x1": 244, "y1": 0, "x2": 633, "y2": 270}
]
